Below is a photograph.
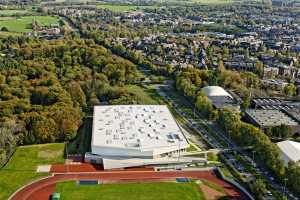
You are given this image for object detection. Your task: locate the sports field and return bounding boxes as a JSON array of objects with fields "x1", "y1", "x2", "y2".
[
  {"x1": 96, "y1": 4, "x2": 158, "y2": 12},
  {"x1": 190, "y1": 0, "x2": 232, "y2": 3},
  {"x1": 55, "y1": 181, "x2": 206, "y2": 200},
  {"x1": 0, "y1": 10, "x2": 31, "y2": 16},
  {"x1": 0, "y1": 143, "x2": 64, "y2": 200},
  {"x1": 0, "y1": 15, "x2": 60, "y2": 32}
]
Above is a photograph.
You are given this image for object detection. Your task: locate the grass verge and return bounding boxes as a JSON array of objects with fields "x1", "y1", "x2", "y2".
[
  {"x1": 0, "y1": 15, "x2": 60, "y2": 32},
  {"x1": 0, "y1": 143, "x2": 64, "y2": 200}
]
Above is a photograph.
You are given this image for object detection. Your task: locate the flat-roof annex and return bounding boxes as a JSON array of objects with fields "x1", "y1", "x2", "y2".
[
  {"x1": 246, "y1": 109, "x2": 298, "y2": 127},
  {"x1": 92, "y1": 105, "x2": 188, "y2": 152}
]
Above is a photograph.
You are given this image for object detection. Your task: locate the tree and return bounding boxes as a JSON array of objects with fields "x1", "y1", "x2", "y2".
[
  {"x1": 0, "y1": 121, "x2": 18, "y2": 166},
  {"x1": 49, "y1": 105, "x2": 82, "y2": 140},
  {"x1": 195, "y1": 92, "x2": 213, "y2": 118},
  {"x1": 217, "y1": 60, "x2": 226, "y2": 72},
  {"x1": 222, "y1": 47, "x2": 229, "y2": 58},
  {"x1": 252, "y1": 179, "x2": 267, "y2": 200},
  {"x1": 1, "y1": 26, "x2": 8, "y2": 32},
  {"x1": 218, "y1": 108, "x2": 241, "y2": 136},
  {"x1": 66, "y1": 81, "x2": 86, "y2": 108},
  {"x1": 244, "y1": 48, "x2": 250, "y2": 60},
  {"x1": 286, "y1": 161, "x2": 300, "y2": 196},
  {"x1": 284, "y1": 83, "x2": 297, "y2": 97},
  {"x1": 255, "y1": 61, "x2": 264, "y2": 77},
  {"x1": 241, "y1": 92, "x2": 250, "y2": 110},
  {"x1": 32, "y1": 116, "x2": 58, "y2": 143},
  {"x1": 271, "y1": 124, "x2": 292, "y2": 139}
]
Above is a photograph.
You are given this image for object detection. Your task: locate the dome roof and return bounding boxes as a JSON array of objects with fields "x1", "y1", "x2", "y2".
[{"x1": 201, "y1": 86, "x2": 232, "y2": 98}]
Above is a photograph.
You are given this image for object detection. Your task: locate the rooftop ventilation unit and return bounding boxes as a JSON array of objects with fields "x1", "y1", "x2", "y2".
[
  {"x1": 138, "y1": 127, "x2": 145, "y2": 133},
  {"x1": 137, "y1": 138, "x2": 143, "y2": 142}
]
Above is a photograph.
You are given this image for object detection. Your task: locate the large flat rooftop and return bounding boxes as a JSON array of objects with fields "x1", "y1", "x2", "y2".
[
  {"x1": 92, "y1": 105, "x2": 188, "y2": 152},
  {"x1": 245, "y1": 109, "x2": 298, "y2": 127}
]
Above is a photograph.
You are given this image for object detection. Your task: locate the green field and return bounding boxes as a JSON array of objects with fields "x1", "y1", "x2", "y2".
[
  {"x1": 0, "y1": 15, "x2": 60, "y2": 32},
  {"x1": 56, "y1": 181, "x2": 205, "y2": 200},
  {"x1": 0, "y1": 10, "x2": 31, "y2": 16},
  {"x1": 190, "y1": 0, "x2": 232, "y2": 3},
  {"x1": 0, "y1": 143, "x2": 65, "y2": 200},
  {"x1": 96, "y1": 4, "x2": 158, "y2": 12},
  {"x1": 124, "y1": 85, "x2": 162, "y2": 105}
]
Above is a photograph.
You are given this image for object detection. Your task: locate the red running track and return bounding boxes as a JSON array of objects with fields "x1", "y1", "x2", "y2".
[
  {"x1": 10, "y1": 170, "x2": 249, "y2": 200},
  {"x1": 50, "y1": 163, "x2": 154, "y2": 173}
]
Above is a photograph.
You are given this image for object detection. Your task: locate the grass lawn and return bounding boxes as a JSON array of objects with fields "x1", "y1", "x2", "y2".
[
  {"x1": 0, "y1": 10, "x2": 31, "y2": 16},
  {"x1": 0, "y1": 143, "x2": 65, "y2": 200},
  {"x1": 0, "y1": 15, "x2": 60, "y2": 32},
  {"x1": 56, "y1": 181, "x2": 206, "y2": 200},
  {"x1": 96, "y1": 4, "x2": 158, "y2": 12},
  {"x1": 124, "y1": 84, "x2": 162, "y2": 105},
  {"x1": 0, "y1": 31, "x2": 21, "y2": 38},
  {"x1": 190, "y1": 0, "x2": 232, "y2": 4}
]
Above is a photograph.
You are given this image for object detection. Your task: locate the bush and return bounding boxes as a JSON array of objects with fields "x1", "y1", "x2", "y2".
[{"x1": 1, "y1": 26, "x2": 8, "y2": 32}]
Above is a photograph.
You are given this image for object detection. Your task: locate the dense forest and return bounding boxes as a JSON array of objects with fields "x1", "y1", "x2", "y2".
[{"x1": 0, "y1": 36, "x2": 140, "y2": 166}]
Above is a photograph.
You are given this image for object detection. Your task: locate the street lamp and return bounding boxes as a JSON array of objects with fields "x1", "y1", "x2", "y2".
[
  {"x1": 178, "y1": 138, "x2": 181, "y2": 163},
  {"x1": 283, "y1": 178, "x2": 288, "y2": 198},
  {"x1": 65, "y1": 141, "x2": 69, "y2": 173},
  {"x1": 228, "y1": 131, "x2": 231, "y2": 148},
  {"x1": 252, "y1": 151, "x2": 256, "y2": 166}
]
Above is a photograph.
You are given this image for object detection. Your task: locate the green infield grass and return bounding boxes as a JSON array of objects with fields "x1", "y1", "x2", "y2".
[
  {"x1": 56, "y1": 181, "x2": 206, "y2": 200},
  {"x1": 0, "y1": 15, "x2": 60, "y2": 32},
  {"x1": 0, "y1": 143, "x2": 65, "y2": 200}
]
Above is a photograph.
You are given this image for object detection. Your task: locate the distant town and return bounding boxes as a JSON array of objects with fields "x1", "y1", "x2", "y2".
[{"x1": 0, "y1": 0, "x2": 300, "y2": 200}]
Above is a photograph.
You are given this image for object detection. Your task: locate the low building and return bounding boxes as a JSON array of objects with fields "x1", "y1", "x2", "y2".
[
  {"x1": 201, "y1": 86, "x2": 239, "y2": 109},
  {"x1": 251, "y1": 97, "x2": 292, "y2": 110},
  {"x1": 244, "y1": 109, "x2": 300, "y2": 133},
  {"x1": 261, "y1": 79, "x2": 288, "y2": 91},
  {"x1": 91, "y1": 105, "x2": 189, "y2": 158},
  {"x1": 85, "y1": 105, "x2": 205, "y2": 169},
  {"x1": 277, "y1": 140, "x2": 300, "y2": 166}
]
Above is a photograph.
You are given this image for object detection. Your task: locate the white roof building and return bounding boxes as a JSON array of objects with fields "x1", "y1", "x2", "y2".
[
  {"x1": 201, "y1": 86, "x2": 232, "y2": 98},
  {"x1": 200, "y1": 86, "x2": 238, "y2": 109},
  {"x1": 277, "y1": 140, "x2": 300, "y2": 166},
  {"x1": 91, "y1": 105, "x2": 189, "y2": 158}
]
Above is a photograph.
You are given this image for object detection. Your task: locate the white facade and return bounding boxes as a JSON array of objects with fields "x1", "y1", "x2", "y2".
[
  {"x1": 201, "y1": 86, "x2": 232, "y2": 98},
  {"x1": 277, "y1": 140, "x2": 300, "y2": 166},
  {"x1": 91, "y1": 105, "x2": 189, "y2": 158}
]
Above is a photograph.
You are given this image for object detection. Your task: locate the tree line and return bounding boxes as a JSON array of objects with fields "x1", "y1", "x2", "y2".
[{"x1": 0, "y1": 36, "x2": 140, "y2": 167}]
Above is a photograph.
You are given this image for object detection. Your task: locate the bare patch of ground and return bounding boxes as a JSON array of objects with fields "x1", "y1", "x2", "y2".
[{"x1": 200, "y1": 184, "x2": 226, "y2": 200}]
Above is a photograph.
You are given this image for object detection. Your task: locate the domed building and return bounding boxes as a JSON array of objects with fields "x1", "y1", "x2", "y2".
[{"x1": 201, "y1": 86, "x2": 239, "y2": 109}]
